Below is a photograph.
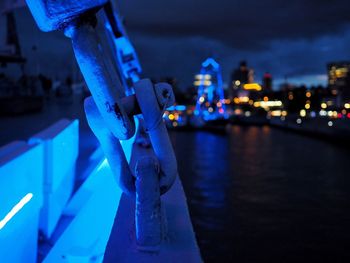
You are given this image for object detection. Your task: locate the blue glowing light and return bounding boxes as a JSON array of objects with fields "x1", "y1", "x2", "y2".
[
  {"x1": 167, "y1": 106, "x2": 175, "y2": 111},
  {"x1": 0, "y1": 193, "x2": 33, "y2": 230},
  {"x1": 201, "y1": 58, "x2": 220, "y2": 69},
  {"x1": 176, "y1": 105, "x2": 186, "y2": 111},
  {"x1": 167, "y1": 105, "x2": 186, "y2": 111}
]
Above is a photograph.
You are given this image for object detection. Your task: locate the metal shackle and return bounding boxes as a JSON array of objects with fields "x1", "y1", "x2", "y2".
[
  {"x1": 134, "y1": 79, "x2": 178, "y2": 194},
  {"x1": 84, "y1": 79, "x2": 176, "y2": 196}
]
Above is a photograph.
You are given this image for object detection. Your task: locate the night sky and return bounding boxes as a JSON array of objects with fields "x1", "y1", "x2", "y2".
[{"x1": 2, "y1": 0, "x2": 350, "y2": 89}]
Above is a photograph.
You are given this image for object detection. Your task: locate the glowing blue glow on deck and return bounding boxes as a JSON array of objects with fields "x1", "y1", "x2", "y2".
[
  {"x1": 0, "y1": 193, "x2": 33, "y2": 230},
  {"x1": 96, "y1": 158, "x2": 109, "y2": 173}
]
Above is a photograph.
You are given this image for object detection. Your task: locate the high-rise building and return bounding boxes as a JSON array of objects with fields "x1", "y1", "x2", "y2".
[
  {"x1": 230, "y1": 61, "x2": 263, "y2": 100},
  {"x1": 327, "y1": 62, "x2": 350, "y2": 101},
  {"x1": 231, "y1": 61, "x2": 249, "y2": 87}
]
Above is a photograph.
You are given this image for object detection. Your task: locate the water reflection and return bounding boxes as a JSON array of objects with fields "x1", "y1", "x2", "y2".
[{"x1": 170, "y1": 126, "x2": 350, "y2": 263}]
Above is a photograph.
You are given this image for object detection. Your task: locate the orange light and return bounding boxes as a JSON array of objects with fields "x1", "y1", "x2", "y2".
[
  {"x1": 271, "y1": 110, "x2": 282, "y2": 117},
  {"x1": 234, "y1": 109, "x2": 243, "y2": 115},
  {"x1": 254, "y1": 100, "x2": 282, "y2": 108},
  {"x1": 243, "y1": 83, "x2": 262, "y2": 91},
  {"x1": 239, "y1": 96, "x2": 250, "y2": 103}
]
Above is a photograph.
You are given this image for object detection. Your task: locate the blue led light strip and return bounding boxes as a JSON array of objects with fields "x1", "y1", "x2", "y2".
[{"x1": 0, "y1": 193, "x2": 33, "y2": 230}]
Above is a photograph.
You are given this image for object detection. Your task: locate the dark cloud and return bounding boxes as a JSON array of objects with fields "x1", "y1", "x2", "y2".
[
  {"x1": 3, "y1": 1, "x2": 350, "y2": 90},
  {"x1": 119, "y1": 0, "x2": 350, "y2": 50},
  {"x1": 112, "y1": 0, "x2": 350, "y2": 88}
]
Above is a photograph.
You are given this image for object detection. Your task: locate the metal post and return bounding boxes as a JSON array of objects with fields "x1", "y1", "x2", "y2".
[{"x1": 135, "y1": 156, "x2": 162, "y2": 251}]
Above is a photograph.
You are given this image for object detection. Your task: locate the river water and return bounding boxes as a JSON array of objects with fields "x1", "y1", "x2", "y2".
[{"x1": 170, "y1": 126, "x2": 350, "y2": 263}]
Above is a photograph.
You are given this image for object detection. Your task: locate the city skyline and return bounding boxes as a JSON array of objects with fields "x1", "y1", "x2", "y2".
[
  {"x1": 1, "y1": 1, "x2": 350, "y2": 89},
  {"x1": 118, "y1": 0, "x2": 350, "y2": 88}
]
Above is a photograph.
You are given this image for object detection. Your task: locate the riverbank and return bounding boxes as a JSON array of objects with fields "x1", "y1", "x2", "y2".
[{"x1": 170, "y1": 115, "x2": 350, "y2": 146}]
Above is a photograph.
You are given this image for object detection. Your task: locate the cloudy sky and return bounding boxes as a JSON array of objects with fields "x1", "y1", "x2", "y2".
[{"x1": 2, "y1": 0, "x2": 350, "y2": 89}]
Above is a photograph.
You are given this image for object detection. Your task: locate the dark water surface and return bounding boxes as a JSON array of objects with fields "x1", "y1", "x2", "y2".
[{"x1": 170, "y1": 126, "x2": 350, "y2": 263}]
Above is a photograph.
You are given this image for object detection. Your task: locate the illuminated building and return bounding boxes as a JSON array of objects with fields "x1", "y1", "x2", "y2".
[
  {"x1": 231, "y1": 61, "x2": 249, "y2": 86},
  {"x1": 194, "y1": 58, "x2": 225, "y2": 115},
  {"x1": 327, "y1": 62, "x2": 350, "y2": 101},
  {"x1": 230, "y1": 61, "x2": 263, "y2": 100}
]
